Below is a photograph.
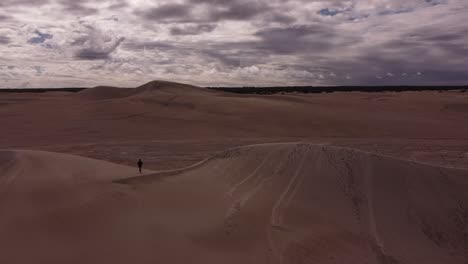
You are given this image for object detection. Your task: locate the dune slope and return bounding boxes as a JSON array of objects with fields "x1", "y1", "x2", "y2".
[
  {"x1": 0, "y1": 150, "x2": 152, "y2": 264},
  {"x1": 3, "y1": 81, "x2": 468, "y2": 172},
  {"x1": 1, "y1": 144, "x2": 467, "y2": 264}
]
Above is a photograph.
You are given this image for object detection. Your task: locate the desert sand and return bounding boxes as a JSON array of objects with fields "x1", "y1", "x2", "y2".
[{"x1": 1, "y1": 81, "x2": 468, "y2": 263}]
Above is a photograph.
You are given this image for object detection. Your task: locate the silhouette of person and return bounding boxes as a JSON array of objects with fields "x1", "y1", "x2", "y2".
[{"x1": 137, "y1": 159, "x2": 143, "y2": 173}]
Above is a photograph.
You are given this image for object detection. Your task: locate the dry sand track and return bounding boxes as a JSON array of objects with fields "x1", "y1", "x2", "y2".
[{"x1": 1, "y1": 143, "x2": 467, "y2": 264}]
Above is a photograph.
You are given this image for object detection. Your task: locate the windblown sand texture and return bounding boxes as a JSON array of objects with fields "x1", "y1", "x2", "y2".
[{"x1": 1, "y1": 81, "x2": 468, "y2": 263}]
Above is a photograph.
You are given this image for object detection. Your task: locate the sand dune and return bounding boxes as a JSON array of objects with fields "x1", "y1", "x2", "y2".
[
  {"x1": 77, "y1": 80, "x2": 218, "y2": 101},
  {"x1": 1, "y1": 143, "x2": 467, "y2": 263},
  {"x1": 2, "y1": 81, "x2": 468, "y2": 170}
]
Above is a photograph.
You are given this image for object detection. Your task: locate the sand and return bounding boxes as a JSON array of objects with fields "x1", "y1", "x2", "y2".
[
  {"x1": 0, "y1": 144, "x2": 467, "y2": 263},
  {"x1": 1, "y1": 81, "x2": 468, "y2": 169},
  {"x1": 0, "y1": 81, "x2": 468, "y2": 263}
]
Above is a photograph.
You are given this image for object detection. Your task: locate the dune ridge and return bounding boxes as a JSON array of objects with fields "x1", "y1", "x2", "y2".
[
  {"x1": 77, "y1": 80, "x2": 217, "y2": 101},
  {"x1": 1, "y1": 143, "x2": 467, "y2": 263}
]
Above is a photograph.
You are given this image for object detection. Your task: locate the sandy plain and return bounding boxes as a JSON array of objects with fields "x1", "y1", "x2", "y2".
[{"x1": 0, "y1": 81, "x2": 467, "y2": 263}]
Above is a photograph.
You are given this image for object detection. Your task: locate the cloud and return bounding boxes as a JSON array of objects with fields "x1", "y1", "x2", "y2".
[
  {"x1": 170, "y1": 24, "x2": 217, "y2": 35},
  {"x1": 140, "y1": 0, "x2": 272, "y2": 23},
  {"x1": 27, "y1": 30, "x2": 53, "y2": 44},
  {"x1": 1, "y1": 0, "x2": 468, "y2": 87},
  {"x1": 318, "y1": 8, "x2": 345, "y2": 17},
  {"x1": 205, "y1": 1, "x2": 271, "y2": 21},
  {"x1": 254, "y1": 25, "x2": 340, "y2": 54},
  {"x1": 0, "y1": 36, "x2": 10, "y2": 45},
  {"x1": 261, "y1": 12, "x2": 296, "y2": 24},
  {"x1": 58, "y1": 0, "x2": 99, "y2": 16},
  {"x1": 32, "y1": 65, "x2": 46, "y2": 76},
  {"x1": 71, "y1": 23, "x2": 125, "y2": 60},
  {"x1": 141, "y1": 4, "x2": 192, "y2": 22},
  {"x1": 123, "y1": 41, "x2": 174, "y2": 51},
  {"x1": 0, "y1": 14, "x2": 11, "y2": 21},
  {"x1": 0, "y1": 0, "x2": 50, "y2": 7},
  {"x1": 74, "y1": 36, "x2": 125, "y2": 60}
]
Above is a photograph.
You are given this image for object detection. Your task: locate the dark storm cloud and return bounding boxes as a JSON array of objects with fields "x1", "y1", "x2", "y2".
[
  {"x1": 75, "y1": 49, "x2": 109, "y2": 60},
  {"x1": 413, "y1": 70, "x2": 468, "y2": 85},
  {"x1": 0, "y1": 36, "x2": 11, "y2": 45},
  {"x1": 201, "y1": 47, "x2": 267, "y2": 67},
  {"x1": 134, "y1": 23, "x2": 344, "y2": 67},
  {"x1": 315, "y1": 35, "x2": 468, "y2": 86},
  {"x1": 141, "y1": 4, "x2": 192, "y2": 22},
  {"x1": 258, "y1": 7, "x2": 468, "y2": 86},
  {"x1": 0, "y1": 0, "x2": 49, "y2": 7},
  {"x1": 170, "y1": 24, "x2": 217, "y2": 35},
  {"x1": 201, "y1": 49, "x2": 247, "y2": 67},
  {"x1": 381, "y1": 25, "x2": 468, "y2": 60},
  {"x1": 121, "y1": 23, "x2": 350, "y2": 68},
  {"x1": 0, "y1": 15, "x2": 11, "y2": 21},
  {"x1": 206, "y1": 1, "x2": 271, "y2": 21},
  {"x1": 140, "y1": 0, "x2": 271, "y2": 23},
  {"x1": 254, "y1": 25, "x2": 338, "y2": 54},
  {"x1": 261, "y1": 12, "x2": 297, "y2": 25},
  {"x1": 58, "y1": 0, "x2": 99, "y2": 16}
]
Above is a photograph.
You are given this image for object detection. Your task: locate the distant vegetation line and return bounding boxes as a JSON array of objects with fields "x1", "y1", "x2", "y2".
[
  {"x1": 0, "y1": 86, "x2": 467, "y2": 94},
  {"x1": 0, "y1": 88, "x2": 87, "y2": 93},
  {"x1": 208, "y1": 86, "x2": 468, "y2": 94}
]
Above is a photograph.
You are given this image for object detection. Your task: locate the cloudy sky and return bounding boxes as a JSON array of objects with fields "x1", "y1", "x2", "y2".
[{"x1": 0, "y1": 0, "x2": 467, "y2": 88}]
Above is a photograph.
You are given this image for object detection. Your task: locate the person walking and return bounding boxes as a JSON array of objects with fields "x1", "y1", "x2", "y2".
[{"x1": 137, "y1": 159, "x2": 143, "y2": 173}]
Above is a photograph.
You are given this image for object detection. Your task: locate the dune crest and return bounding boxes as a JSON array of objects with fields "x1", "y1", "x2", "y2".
[
  {"x1": 1, "y1": 144, "x2": 467, "y2": 263},
  {"x1": 77, "y1": 80, "x2": 216, "y2": 101},
  {"x1": 77, "y1": 85, "x2": 135, "y2": 100},
  {"x1": 121, "y1": 143, "x2": 468, "y2": 264},
  {"x1": 135, "y1": 80, "x2": 203, "y2": 92}
]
